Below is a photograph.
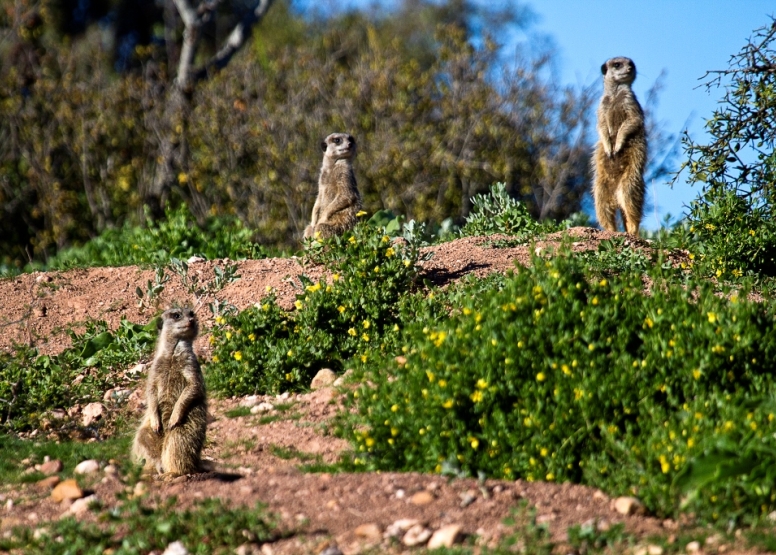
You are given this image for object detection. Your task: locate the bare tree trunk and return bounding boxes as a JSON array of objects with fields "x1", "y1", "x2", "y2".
[{"x1": 144, "y1": 0, "x2": 275, "y2": 219}]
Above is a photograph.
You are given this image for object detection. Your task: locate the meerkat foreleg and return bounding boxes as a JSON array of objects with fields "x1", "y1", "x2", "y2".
[{"x1": 613, "y1": 116, "x2": 642, "y2": 155}]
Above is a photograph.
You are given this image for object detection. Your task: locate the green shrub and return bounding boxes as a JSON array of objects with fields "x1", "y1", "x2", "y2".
[
  {"x1": 0, "y1": 319, "x2": 156, "y2": 432},
  {"x1": 46, "y1": 204, "x2": 269, "y2": 270},
  {"x1": 344, "y1": 253, "x2": 776, "y2": 521},
  {"x1": 206, "y1": 222, "x2": 424, "y2": 396},
  {"x1": 462, "y1": 183, "x2": 556, "y2": 238}
]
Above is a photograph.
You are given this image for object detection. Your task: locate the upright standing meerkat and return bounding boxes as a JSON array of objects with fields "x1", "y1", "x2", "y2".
[
  {"x1": 303, "y1": 132, "x2": 362, "y2": 240},
  {"x1": 593, "y1": 56, "x2": 647, "y2": 235},
  {"x1": 132, "y1": 307, "x2": 207, "y2": 476}
]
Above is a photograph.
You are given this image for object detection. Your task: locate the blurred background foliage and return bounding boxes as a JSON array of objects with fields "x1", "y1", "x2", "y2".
[{"x1": 0, "y1": 0, "x2": 671, "y2": 271}]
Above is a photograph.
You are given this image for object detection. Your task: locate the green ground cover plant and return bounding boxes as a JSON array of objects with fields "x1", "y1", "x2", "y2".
[
  {"x1": 461, "y1": 183, "x2": 560, "y2": 239},
  {"x1": 0, "y1": 319, "x2": 156, "y2": 432},
  {"x1": 0, "y1": 496, "x2": 278, "y2": 554},
  {"x1": 342, "y1": 252, "x2": 776, "y2": 522},
  {"x1": 43, "y1": 204, "x2": 270, "y2": 271},
  {"x1": 206, "y1": 222, "x2": 425, "y2": 396}
]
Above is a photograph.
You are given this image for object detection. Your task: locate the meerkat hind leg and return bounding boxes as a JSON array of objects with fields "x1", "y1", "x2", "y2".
[
  {"x1": 161, "y1": 425, "x2": 203, "y2": 476},
  {"x1": 132, "y1": 424, "x2": 164, "y2": 473}
]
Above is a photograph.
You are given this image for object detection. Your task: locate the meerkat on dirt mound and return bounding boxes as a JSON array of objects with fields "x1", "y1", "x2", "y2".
[
  {"x1": 593, "y1": 56, "x2": 647, "y2": 236},
  {"x1": 131, "y1": 307, "x2": 207, "y2": 476},
  {"x1": 303, "y1": 132, "x2": 362, "y2": 241}
]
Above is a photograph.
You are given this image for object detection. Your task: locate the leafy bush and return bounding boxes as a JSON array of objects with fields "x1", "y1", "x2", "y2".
[
  {"x1": 680, "y1": 19, "x2": 776, "y2": 279},
  {"x1": 206, "y1": 222, "x2": 424, "y2": 396},
  {"x1": 462, "y1": 183, "x2": 557, "y2": 238},
  {"x1": 343, "y1": 253, "x2": 776, "y2": 521},
  {"x1": 0, "y1": 496, "x2": 276, "y2": 554},
  {"x1": 0, "y1": 319, "x2": 156, "y2": 432},
  {"x1": 45, "y1": 204, "x2": 269, "y2": 270}
]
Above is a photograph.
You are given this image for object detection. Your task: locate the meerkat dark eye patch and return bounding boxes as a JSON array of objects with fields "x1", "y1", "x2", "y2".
[
  {"x1": 171, "y1": 312, "x2": 181, "y2": 320},
  {"x1": 333, "y1": 137, "x2": 341, "y2": 144}
]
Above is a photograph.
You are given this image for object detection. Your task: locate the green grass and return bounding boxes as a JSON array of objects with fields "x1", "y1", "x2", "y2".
[
  {"x1": 0, "y1": 496, "x2": 280, "y2": 554},
  {"x1": 0, "y1": 434, "x2": 133, "y2": 484}
]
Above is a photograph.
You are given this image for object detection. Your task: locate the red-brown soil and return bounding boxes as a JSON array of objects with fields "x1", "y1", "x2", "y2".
[{"x1": 1, "y1": 229, "x2": 763, "y2": 554}]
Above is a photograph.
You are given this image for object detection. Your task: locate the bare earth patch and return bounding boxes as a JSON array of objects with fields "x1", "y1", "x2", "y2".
[{"x1": 2, "y1": 229, "x2": 761, "y2": 554}]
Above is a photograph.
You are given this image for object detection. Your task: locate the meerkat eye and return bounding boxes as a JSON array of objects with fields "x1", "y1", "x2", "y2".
[
  {"x1": 613, "y1": 62, "x2": 622, "y2": 69},
  {"x1": 171, "y1": 312, "x2": 181, "y2": 320},
  {"x1": 333, "y1": 137, "x2": 341, "y2": 144}
]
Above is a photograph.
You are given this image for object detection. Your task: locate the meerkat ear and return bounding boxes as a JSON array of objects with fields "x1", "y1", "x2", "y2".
[
  {"x1": 601, "y1": 62, "x2": 608, "y2": 75},
  {"x1": 156, "y1": 316, "x2": 164, "y2": 331},
  {"x1": 320, "y1": 141, "x2": 328, "y2": 152}
]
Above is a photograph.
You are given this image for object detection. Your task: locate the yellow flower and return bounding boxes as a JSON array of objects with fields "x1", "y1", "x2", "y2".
[
  {"x1": 362, "y1": 333, "x2": 370, "y2": 342},
  {"x1": 363, "y1": 320, "x2": 371, "y2": 329},
  {"x1": 561, "y1": 364, "x2": 571, "y2": 375},
  {"x1": 403, "y1": 259, "x2": 411, "y2": 267},
  {"x1": 338, "y1": 305, "x2": 346, "y2": 313},
  {"x1": 438, "y1": 379, "x2": 447, "y2": 387},
  {"x1": 177, "y1": 172, "x2": 188, "y2": 184},
  {"x1": 470, "y1": 391, "x2": 483, "y2": 403},
  {"x1": 373, "y1": 266, "x2": 380, "y2": 273},
  {"x1": 294, "y1": 300, "x2": 303, "y2": 310},
  {"x1": 469, "y1": 437, "x2": 479, "y2": 450},
  {"x1": 442, "y1": 399, "x2": 453, "y2": 409},
  {"x1": 707, "y1": 312, "x2": 717, "y2": 324},
  {"x1": 356, "y1": 210, "x2": 368, "y2": 217},
  {"x1": 212, "y1": 355, "x2": 219, "y2": 363},
  {"x1": 536, "y1": 372, "x2": 546, "y2": 382},
  {"x1": 391, "y1": 404, "x2": 399, "y2": 412},
  {"x1": 332, "y1": 273, "x2": 340, "y2": 282},
  {"x1": 644, "y1": 317, "x2": 654, "y2": 329},
  {"x1": 233, "y1": 351, "x2": 242, "y2": 361},
  {"x1": 225, "y1": 331, "x2": 232, "y2": 340},
  {"x1": 692, "y1": 369, "x2": 701, "y2": 380},
  {"x1": 750, "y1": 229, "x2": 756, "y2": 236},
  {"x1": 591, "y1": 296, "x2": 599, "y2": 306},
  {"x1": 546, "y1": 473, "x2": 555, "y2": 481},
  {"x1": 348, "y1": 328, "x2": 357, "y2": 336},
  {"x1": 540, "y1": 448, "x2": 548, "y2": 457},
  {"x1": 381, "y1": 235, "x2": 390, "y2": 243},
  {"x1": 215, "y1": 316, "x2": 225, "y2": 325},
  {"x1": 385, "y1": 247, "x2": 395, "y2": 257},
  {"x1": 476, "y1": 379, "x2": 488, "y2": 389},
  {"x1": 349, "y1": 236, "x2": 357, "y2": 244},
  {"x1": 287, "y1": 350, "x2": 293, "y2": 357},
  {"x1": 306, "y1": 283, "x2": 322, "y2": 292},
  {"x1": 285, "y1": 372, "x2": 293, "y2": 381},
  {"x1": 599, "y1": 279, "x2": 608, "y2": 287}
]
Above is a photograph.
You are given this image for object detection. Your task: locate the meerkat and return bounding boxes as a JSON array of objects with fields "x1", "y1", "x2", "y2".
[
  {"x1": 303, "y1": 132, "x2": 362, "y2": 241},
  {"x1": 131, "y1": 307, "x2": 207, "y2": 476},
  {"x1": 592, "y1": 56, "x2": 647, "y2": 235}
]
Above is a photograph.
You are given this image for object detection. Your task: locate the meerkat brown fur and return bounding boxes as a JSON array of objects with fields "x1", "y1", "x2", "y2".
[
  {"x1": 593, "y1": 56, "x2": 647, "y2": 235},
  {"x1": 132, "y1": 308, "x2": 207, "y2": 476},
  {"x1": 303, "y1": 132, "x2": 362, "y2": 240}
]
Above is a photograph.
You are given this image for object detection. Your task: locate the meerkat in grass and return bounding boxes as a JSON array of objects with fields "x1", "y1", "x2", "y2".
[
  {"x1": 593, "y1": 56, "x2": 647, "y2": 235},
  {"x1": 132, "y1": 307, "x2": 207, "y2": 476},
  {"x1": 303, "y1": 132, "x2": 362, "y2": 241}
]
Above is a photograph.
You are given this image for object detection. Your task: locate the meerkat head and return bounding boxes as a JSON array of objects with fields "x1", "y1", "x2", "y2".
[
  {"x1": 321, "y1": 132, "x2": 356, "y2": 161},
  {"x1": 158, "y1": 307, "x2": 198, "y2": 341},
  {"x1": 601, "y1": 57, "x2": 636, "y2": 86}
]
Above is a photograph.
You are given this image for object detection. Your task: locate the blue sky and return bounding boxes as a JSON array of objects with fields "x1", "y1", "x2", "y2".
[{"x1": 512, "y1": 1, "x2": 775, "y2": 229}]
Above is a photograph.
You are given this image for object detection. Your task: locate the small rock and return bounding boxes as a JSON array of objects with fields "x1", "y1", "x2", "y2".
[
  {"x1": 318, "y1": 547, "x2": 343, "y2": 555},
  {"x1": 402, "y1": 524, "x2": 432, "y2": 547},
  {"x1": 685, "y1": 541, "x2": 701, "y2": 554},
  {"x1": 104, "y1": 464, "x2": 119, "y2": 476},
  {"x1": 410, "y1": 491, "x2": 435, "y2": 505},
  {"x1": 612, "y1": 496, "x2": 644, "y2": 516},
  {"x1": 353, "y1": 523, "x2": 382, "y2": 540},
  {"x1": 427, "y1": 524, "x2": 462, "y2": 549},
  {"x1": 69, "y1": 495, "x2": 98, "y2": 516},
  {"x1": 250, "y1": 402, "x2": 274, "y2": 414},
  {"x1": 310, "y1": 369, "x2": 337, "y2": 390},
  {"x1": 593, "y1": 490, "x2": 607, "y2": 501},
  {"x1": 241, "y1": 395, "x2": 261, "y2": 408},
  {"x1": 234, "y1": 544, "x2": 259, "y2": 555},
  {"x1": 133, "y1": 482, "x2": 148, "y2": 497},
  {"x1": 768, "y1": 510, "x2": 776, "y2": 522},
  {"x1": 74, "y1": 460, "x2": 100, "y2": 474},
  {"x1": 37, "y1": 459, "x2": 63, "y2": 475},
  {"x1": 395, "y1": 356, "x2": 407, "y2": 365},
  {"x1": 260, "y1": 544, "x2": 275, "y2": 555},
  {"x1": 276, "y1": 392, "x2": 290, "y2": 400},
  {"x1": 162, "y1": 540, "x2": 189, "y2": 555},
  {"x1": 81, "y1": 403, "x2": 106, "y2": 427},
  {"x1": 35, "y1": 274, "x2": 52, "y2": 283},
  {"x1": 5, "y1": 499, "x2": 13, "y2": 512},
  {"x1": 459, "y1": 490, "x2": 477, "y2": 508},
  {"x1": 127, "y1": 363, "x2": 146, "y2": 376},
  {"x1": 103, "y1": 388, "x2": 132, "y2": 403},
  {"x1": 36, "y1": 476, "x2": 61, "y2": 490},
  {"x1": 51, "y1": 479, "x2": 83, "y2": 503},
  {"x1": 384, "y1": 518, "x2": 420, "y2": 538},
  {"x1": 332, "y1": 369, "x2": 353, "y2": 387}
]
